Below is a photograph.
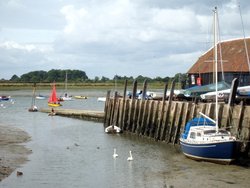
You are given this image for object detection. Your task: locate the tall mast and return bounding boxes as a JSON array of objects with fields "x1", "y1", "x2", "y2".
[
  {"x1": 65, "y1": 71, "x2": 68, "y2": 92},
  {"x1": 238, "y1": 1, "x2": 250, "y2": 75},
  {"x1": 214, "y1": 7, "x2": 219, "y2": 132}
]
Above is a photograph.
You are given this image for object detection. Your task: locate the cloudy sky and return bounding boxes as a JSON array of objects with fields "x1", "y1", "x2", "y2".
[{"x1": 0, "y1": 0, "x2": 249, "y2": 80}]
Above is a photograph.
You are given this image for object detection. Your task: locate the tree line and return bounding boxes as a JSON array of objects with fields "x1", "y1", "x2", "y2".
[
  {"x1": 8, "y1": 69, "x2": 88, "y2": 83},
  {"x1": 3, "y1": 69, "x2": 187, "y2": 86}
]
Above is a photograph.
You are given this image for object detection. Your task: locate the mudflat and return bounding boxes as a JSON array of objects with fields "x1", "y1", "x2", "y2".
[{"x1": 0, "y1": 124, "x2": 31, "y2": 181}]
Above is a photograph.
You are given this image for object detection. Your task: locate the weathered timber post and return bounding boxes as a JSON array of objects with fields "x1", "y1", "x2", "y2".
[
  {"x1": 161, "y1": 80, "x2": 176, "y2": 142},
  {"x1": 145, "y1": 100, "x2": 155, "y2": 136},
  {"x1": 166, "y1": 102, "x2": 178, "y2": 143},
  {"x1": 103, "y1": 90, "x2": 111, "y2": 127},
  {"x1": 156, "y1": 82, "x2": 168, "y2": 140},
  {"x1": 119, "y1": 80, "x2": 128, "y2": 130},
  {"x1": 140, "y1": 99, "x2": 150, "y2": 136},
  {"x1": 136, "y1": 80, "x2": 148, "y2": 134},
  {"x1": 173, "y1": 102, "x2": 184, "y2": 145},
  {"x1": 239, "y1": 106, "x2": 250, "y2": 155},
  {"x1": 132, "y1": 99, "x2": 140, "y2": 132},
  {"x1": 236, "y1": 101, "x2": 245, "y2": 137},
  {"x1": 152, "y1": 101, "x2": 160, "y2": 139},
  {"x1": 136, "y1": 100, "x2": 145, "y2": 134},
  {"x1": 109, "y1": 91, "x2": 118, "y2": 126},
  {"x1": 228, "y1": 78, "x2": 239, "y2": 106},
  {"x1": 132, "y1": 80, "x2": 138, "y2": 99},
  {"x1": 179, "y1": 102, "x2": 192, "y2": 140},
  {"x1": 114, "y1": 93, "x2": 121, "y2": 127},
  {"x1": 127, "y1": 80, "x2": 137, "y2": 131},
  {"x1": 122, "y1": 99, "x2": 130, "y2": 131},
  {"x1": 141, "y1": 79, "x2": 148, "y2": 100},
  {"x1": 225, "y1": 78, "x2": 239, "y2": 128}
]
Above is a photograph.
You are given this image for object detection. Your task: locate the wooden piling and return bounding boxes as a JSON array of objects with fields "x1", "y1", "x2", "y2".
[{"x1": 103, "y1": 80, "x2": 250, "y2": 155}]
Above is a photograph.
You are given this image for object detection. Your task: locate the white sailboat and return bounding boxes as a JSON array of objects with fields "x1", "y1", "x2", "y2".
[
  {"x1": 61, "y1": 71, "x2": 73, "y2": 101},
  {"x1": 179, "y1": 7, "x2": 238, "y2": 164},
  {"x1": 28, "y1": 83, "x2": 38, "y2": 112}
]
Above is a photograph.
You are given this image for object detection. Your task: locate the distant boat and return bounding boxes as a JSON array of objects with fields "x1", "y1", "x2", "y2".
[
  {"x1": 48, "y1": 83, "x2": 62, "y2": 107},
  {"x1": 28, "y1": 83, "x2": 38, "y2": 112},
  {"x1": 0, "y1": 96, "x2": 11, "y2": 101},
  {"x1": 36, "y1": 94, "x2": 46, "y2": 100},
  {"x1": 97, "y1": 97, "x2": 106, "y2": 102},
  {"x1": 60, "y1": 71, "x2": 73, "y2": 101},
  {"x1": 74, "y1": 95, "x2": 88, "y2": 99},
  {"x1": 179, "y1": 7, "x2": 238, "y2": 164}
]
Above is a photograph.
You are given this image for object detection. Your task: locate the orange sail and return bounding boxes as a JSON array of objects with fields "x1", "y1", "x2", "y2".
[{"x1": 48, "y1": 83, "x2": 62, "y2": 107}]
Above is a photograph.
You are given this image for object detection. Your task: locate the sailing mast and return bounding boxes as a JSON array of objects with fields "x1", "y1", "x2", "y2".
[
  {"x1": 65, "y1": 71, "x2": 68, "y2": 95},
  {"x1": 214, "y1": 7, "x2": 219, "y2": 133}
]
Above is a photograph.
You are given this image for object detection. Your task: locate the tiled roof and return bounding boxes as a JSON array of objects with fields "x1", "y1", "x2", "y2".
[{"x1": 188, "y1": 38, "x2": 250, "y2": 74}]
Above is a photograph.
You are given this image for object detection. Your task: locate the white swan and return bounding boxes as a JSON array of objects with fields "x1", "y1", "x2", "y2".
[
  {"x1": 127, "y1": 150, "x2": 133, "y2": 161},
  {"x1": 113, "y1": 148, "x2": 118, "y2": 158}
]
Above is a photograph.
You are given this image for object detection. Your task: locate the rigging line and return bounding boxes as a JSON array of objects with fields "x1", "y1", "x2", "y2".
[{"x1": 238, "y1": 0, "x2": 250, "y2": 74}]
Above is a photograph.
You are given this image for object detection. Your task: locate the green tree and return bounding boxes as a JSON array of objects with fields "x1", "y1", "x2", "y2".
[{"x1": 10, "y1": 74, "x2": 20, "y2": 82}]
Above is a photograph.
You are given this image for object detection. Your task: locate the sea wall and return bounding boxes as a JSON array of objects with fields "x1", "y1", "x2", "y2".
[{"x1": 104, "y1": 96, "x2": 250, "y2": 154}]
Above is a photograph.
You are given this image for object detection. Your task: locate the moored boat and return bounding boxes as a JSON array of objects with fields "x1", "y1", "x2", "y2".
[
  {"x1": 105, "y1": 125, "x2": 122, "y2": 134},
  {"x1": 36, "y1": 94, "x2": 46, "y2": 100},
  {"x1": 60, "y1": 71, "x2": 73, "y2": 101},
  {"x1": 179, "y1": 7, "x2": 238, "y2": 164},
  {"x1": 179, "y1": 116, "x2": 238, "y2": 164},
  {"x1": 74, "y1": 95, "x2": 88, "y2": 99},
  {"x1": 28, "y1": 83, "x2": 38, "y2": 112},
  {"x1": 0, "y1": 96, "x2": 11, "y2": 101},
  {"x1": 48, "y1": 83, "x2": 62, "y2": 107},
  {"x1": 97, "y1": 97, "x2": 106, "y2": 102}
]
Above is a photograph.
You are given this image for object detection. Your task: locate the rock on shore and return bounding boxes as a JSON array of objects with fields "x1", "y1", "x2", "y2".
[{"x1": 0, "y1": 124, "x2": 31, "y2": 181}]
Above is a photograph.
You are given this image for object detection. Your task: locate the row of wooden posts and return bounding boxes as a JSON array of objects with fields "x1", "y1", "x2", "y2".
[{"x1": 103, "y1": 80, "x2": 250, "y2": 155}]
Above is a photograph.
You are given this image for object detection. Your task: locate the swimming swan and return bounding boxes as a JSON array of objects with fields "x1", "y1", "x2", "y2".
[
  {"x1": 127, "y1": 150, "x2": 133, "y2": 161},
  {"x1": 113, "y1": 148, "x2": 118, "y2": 158}
]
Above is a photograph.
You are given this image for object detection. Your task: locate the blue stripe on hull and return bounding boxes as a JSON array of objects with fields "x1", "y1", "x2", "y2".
[{"x1": 180, "y1": 140, "x2": 237, "y2": 162}]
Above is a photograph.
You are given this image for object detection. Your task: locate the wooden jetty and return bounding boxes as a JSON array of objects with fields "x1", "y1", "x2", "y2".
[
  {"x1": 39, "y1": 108, "x2": 104, "y2": 122},
  {"x1": 104, "y1": 79, "x2": 250, "y2": 156}
]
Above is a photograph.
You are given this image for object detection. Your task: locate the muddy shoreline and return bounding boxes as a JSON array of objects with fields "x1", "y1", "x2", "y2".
[{"x1": 0, "y1": 124, "x2": 31, "y2": 181}]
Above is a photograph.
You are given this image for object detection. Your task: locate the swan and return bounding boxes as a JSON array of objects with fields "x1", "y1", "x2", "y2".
[
  {"x1": 127, "y1": 150, "x2": 133, "y2": 161},
  {"x1": 113, "y1": 148, "x2": 118, "y2": 158}
]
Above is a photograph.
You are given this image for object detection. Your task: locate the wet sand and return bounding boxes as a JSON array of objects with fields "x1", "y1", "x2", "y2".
[{"x1": 0, "y1": 124, "x2": 31, "y2": 181}]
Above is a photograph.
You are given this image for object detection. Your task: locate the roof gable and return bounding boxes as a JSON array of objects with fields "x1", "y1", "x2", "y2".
[{"x1": 188, "y1": 38, "x2": 250, "y2": 74}]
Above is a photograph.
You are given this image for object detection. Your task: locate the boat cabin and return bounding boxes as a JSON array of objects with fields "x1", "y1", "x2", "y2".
[{"x1": 187, "y1": 126, "x2": 235, "y2": 142}]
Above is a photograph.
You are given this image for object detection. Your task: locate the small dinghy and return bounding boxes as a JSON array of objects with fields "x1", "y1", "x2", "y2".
[{"x1": 105, "y1": 125, "x2": 122, "y2": 134}]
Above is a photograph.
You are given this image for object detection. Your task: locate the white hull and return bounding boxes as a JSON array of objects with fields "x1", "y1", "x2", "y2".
[{"x1": 105, "y1": 125, "x2": 122, "y2": 133}]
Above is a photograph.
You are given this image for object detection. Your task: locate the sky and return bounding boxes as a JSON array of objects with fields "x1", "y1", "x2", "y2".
[{"x1": 0, "y1": 0, "x2": 250, "y2": 80}]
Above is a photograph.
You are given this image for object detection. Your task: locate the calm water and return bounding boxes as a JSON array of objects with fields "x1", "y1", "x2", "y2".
[{"x1": 0, "y1": 90, "x2": 250, "y2": 188}]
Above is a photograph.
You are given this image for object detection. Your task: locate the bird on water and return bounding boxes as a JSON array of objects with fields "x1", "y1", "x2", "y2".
[
  {"x1": 127, "y1": 150, "x2": 133, "y2": 161},
  {"x1": 113, "y1": 148, "x2": 118, "y2": 158}
]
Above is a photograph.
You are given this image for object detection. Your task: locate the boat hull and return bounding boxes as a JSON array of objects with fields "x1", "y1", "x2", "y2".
[
  {"x1": 48, "y1": 103, "x2": 62, "y2": 107},
  {"x1": 105, "y1": 125, "x2": 122, "y2": 134},
  {"x1": 28, "y1": 108, "x2": 38, "y2": 112},
  {"x1": 36, "y1": 96, "x2": 46, "y2": 100},
  {"x1": 0, "y1": 96, "x2": 11, "y2": 101},
  {"x1": 180, "y1": 139, "x2": 238, "y2": 164},
  {"x1": 74, "y1": 96, "x2": 87, "y2": 99}
]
